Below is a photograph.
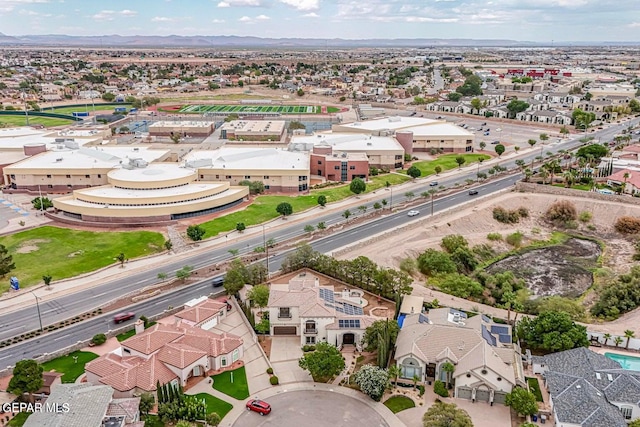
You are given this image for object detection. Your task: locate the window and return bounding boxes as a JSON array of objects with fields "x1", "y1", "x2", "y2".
[
  {"x1": 244, "y1": 175, "x2": 251, "y2": 179},
  {"x1": 85, "y1": 175, "x2": 90, "y2": 179},
  {"x1": 123, "y1": 348, "x2": 131, "y2": 354},
  {"x1": 317, "y1": 160, "x2": 322, "y2": 165},
  {"x1": 497, "y1": 377, "x2": 502, "y2": 381},
  {"x1": 278, "y1": 307, "x2": 291, "y2": 319},
  {"x1": 221, "y1": 356, "x2": 227, "y2": 367},
  {"x1": 232, "y1": 349, "x2": 239, "y2": 362},
  {"x1": 265, "y1": 185, "x2": 270, "y2": 189},
  {"x1": 334, "y1": 166, "x2": 340, "y2": 170},
  {"x1": 263, "y1": 176, "x2": 269, "y2": 180},
  {"x1": 66, "y1": 175, "x2": 71, "y2": 178},
  {"x1": 200, "y1": 175, "x2": 204, "y2": 179},
  {"x1": 46, "y1": 174, "x2": 52, "y2": 178},
  {"x1": 305, "y1": 320, "x2": 317, "y2": 333},
  {"x1": 621, "y1": 406, "x2": 633, "y2": 420},
  {"x1": 349, "y1": 165, "x2": 355, "y2": 170},
  {"x1": 305, "y1": 336, "x2": 316, "y2": 344},
  {"x1": 97, "y1": 174, "x2": 101, "y2": 178},
  {"x1": 47, "y1": 185, "x2": 53, "y2": 189},
  {"x1": 225, "y1": 175, "x2": 231, "y2": 179},
  {"x1": 481, "y1": 369, "x2": 488, "y2": 375}
]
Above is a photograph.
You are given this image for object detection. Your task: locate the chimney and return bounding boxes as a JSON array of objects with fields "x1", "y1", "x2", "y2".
[{"x1": 134, "y1": 319, "x2": 145, "y2": 335}]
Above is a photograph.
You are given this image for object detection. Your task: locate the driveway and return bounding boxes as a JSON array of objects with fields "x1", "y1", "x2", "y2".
[
  {"x1": 269, "y1": 336, "x2": 312, "y2": 384},
  {"x1": 234, "y1": 390, "x2": 390, "y2": 427}
]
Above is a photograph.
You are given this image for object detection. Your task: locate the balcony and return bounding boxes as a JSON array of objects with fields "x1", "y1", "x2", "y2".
[{"x1": 304, "y1": 328, "x2": 318, "y2": 335}]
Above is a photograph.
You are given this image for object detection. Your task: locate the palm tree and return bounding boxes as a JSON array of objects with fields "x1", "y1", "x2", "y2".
[
  {"x1": 563, "y1": 170, "x2": 576, "y2": 188},
  {"x1": 528, "y1": 139, "x2": 537, "y2": 170},
  {"x1": 624, "y1": 330, "x2": 635, "y2": 350},
  {"x1": 388, "y1": 364, "x2": 401, "y2": 387},
  {"x1": 603, "y1": 333, "x2": 612, "y2": 346},
  {"x1": 546, "y1": 159, "x2": 560, "y2": 185},
  {"x1": 412, "y1": 374, "x2": 420, "y2": 390},
  {"x1": 539, "y1": 168, "x2": 549, "y2": 185},
  {"x1": 623, "y1": 172, "x2": 630, "y2": 194},
  {"x1": 614, "y1": 336, "x2": 624, "y2": 348},
  {"x1": 441, "y1": 362, "x2": 455, "y2": 390}
]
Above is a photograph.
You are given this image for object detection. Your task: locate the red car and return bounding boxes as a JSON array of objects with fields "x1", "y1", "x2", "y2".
[
  {"x1": 246, "y1": 399, "x2": 271, "y2": 416},
  {"x1": 113, "y1": 312, "x2": 135, "y2": 324}
]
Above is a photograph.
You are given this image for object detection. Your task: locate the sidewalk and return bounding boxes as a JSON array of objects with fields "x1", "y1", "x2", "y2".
[{"x1": 0, "y1": 149, "x2": 531, "y2": 315}]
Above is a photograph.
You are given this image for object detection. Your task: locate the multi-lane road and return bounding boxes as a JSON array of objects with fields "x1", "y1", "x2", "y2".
[{"x1": 0, "y1": 118, "x2": 638, "y2": 367}]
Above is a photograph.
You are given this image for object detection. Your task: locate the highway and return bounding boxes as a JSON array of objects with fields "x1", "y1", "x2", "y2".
[{"x1": 0, "y1": 117, "x2": 637, "y2": 367}]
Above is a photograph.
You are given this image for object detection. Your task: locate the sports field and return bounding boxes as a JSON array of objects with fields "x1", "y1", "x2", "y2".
[{"x1": 178, "y1": 104, "x2": 322, "y2": 114}]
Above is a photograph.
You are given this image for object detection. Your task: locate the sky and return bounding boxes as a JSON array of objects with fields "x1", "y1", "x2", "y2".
[{"x1": 0, "y1": 0, "x2": 639, "y2": 42}]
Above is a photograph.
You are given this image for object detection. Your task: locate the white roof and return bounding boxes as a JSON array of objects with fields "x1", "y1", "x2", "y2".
[
  {"x1": 108, "y1": 163, "x2": 194, "y2": 183},
  {"x1": 185, "y1": 147, "x2": 309, "y2": 171},
  {"x1": 408, "y1": 123, "x2": 474, "y2": 137},
  {"x1": 339, "y1": 116, "x2": 440, "y2": 131},
  {"x1": 6, "y1": 146, "x2": 169, "y2": 170},
  {"x1": 149, "y1": 120, "x2": 213, "y2": 128},
  {"x1": 293, "y1": 132, "x2": 403, "y2": 151}
]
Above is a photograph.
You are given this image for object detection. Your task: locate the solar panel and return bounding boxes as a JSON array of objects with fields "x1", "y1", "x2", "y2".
[
  {"x1": 482, "y1": 325, "x2": 497, "y2": 346},
  {"x1": 449, "y1": 308, "x2": 468, "y2": 319},
  {"x1": 318, "y1": 288, "x2": 335, "y2": 303},
  {"x1": 491, "y1": 325, "x2": 509, "y2": 335},
  {"x1": 418, "y1": 314, "x2": 430, "y2": 324},
  {"x1": 335, "y1": 306, "x2": 344, "y2": 313},
  {"x1": 481, "y1": 314, "x2": 492, "y2": 323}
]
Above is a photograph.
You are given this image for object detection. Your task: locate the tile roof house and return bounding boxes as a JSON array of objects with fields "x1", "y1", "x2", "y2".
[
  {"x1": 394, "y1": 308, "x2": 525, "y2": 405},
  {"x1": 267, "y1": 271, "x2": 382, "y2": 349},
  {"x1": 532, "y1": 347, "x2": 640, "y2": 426},
  {"x1": 24, "y1": 383, "x2": 142, "y2": 427},
  {"x1": 86, "y1": 319, "x2": 242, "y2": 398},
  {"x1": 174, "y1": 297, "x2": 228, "y2": 329},
  {"x1": 606, "y1": 169, "x2": 640, "y2": 195}
]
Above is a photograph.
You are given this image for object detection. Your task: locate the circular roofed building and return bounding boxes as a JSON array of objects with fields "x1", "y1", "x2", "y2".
[{"x1": 52, "y1": 161, "x2": 248, "y2": 227}]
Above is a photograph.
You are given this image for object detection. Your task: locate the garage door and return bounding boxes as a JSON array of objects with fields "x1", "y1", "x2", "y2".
[
  {"x1": 476, "y1": 389, "x2": 490, "y2": 402},
  {"x1": 493, "y1": 391, "x2": 507, "y2": 405},
  {"x1": 273, "y1": 326, "x2": 297, "y2": 335},
  {"x1": 457, "y1": 387, "x2": 472, "y2": 400}
]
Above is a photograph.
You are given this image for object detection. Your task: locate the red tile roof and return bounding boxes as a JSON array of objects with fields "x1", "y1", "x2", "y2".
[
  {"x1": 607, "y1": 169, "x2": 640, "y2": 189},
  {"x1": 158, "y1": 343, "x2": 207, "y2": 369},
  {"x1": 175, "y1": 299, "x2": 226, "y2": 324}
]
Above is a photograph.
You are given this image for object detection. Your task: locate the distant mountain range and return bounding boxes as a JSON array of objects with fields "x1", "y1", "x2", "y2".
[{"x1": 0, "y1": 33, "x2": 637, "y2": 48}]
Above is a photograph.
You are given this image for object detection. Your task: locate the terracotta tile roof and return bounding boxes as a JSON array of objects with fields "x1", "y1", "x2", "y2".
[
  {"x1": 121, "y1": 323, "x2": 186, "y2": 355},
  {"x1": 175, "y1": 299, "x2": 226, "y2": 324},
  {"x1": 42, "y1": 372, "x2": 63, "y2": 387},
  {"x1": 86, "y1": 352, "x2": 177, "y2": 392},
  {"x1": 106, "y1": 397, "x2": 140, "y2": 424},
  {"x1": 607, "y1": 169, "x2": 640, "y2": 189},
  {"x1": 158, "y1": 343, "x2": 207, "y2": 369},
  {"x1": 179, "y1": 328, "x2": 242, "y2": 357}
]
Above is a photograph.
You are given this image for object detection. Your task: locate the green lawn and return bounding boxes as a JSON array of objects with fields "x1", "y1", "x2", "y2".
[
  {"x1": 383, "y1": 395, "x2": 416, "y2": 413},
  {"x1": 211, "y1": 366, "x2": 250, "y2": 400},
  {"x1": 326, "y1": 107, "x2": 340, "y2": 113},
  {"x1": 41, "y1": 351, "x2": 99, "y2": 383},
  {"x1": 192, "y1": 393, "x2": 233, "y2": 419},
  {"x1": 0, "y1": 116, "x2": 76, "y2": 127},
  {"x1": 403, "y1": 154, "x2": 491, "y2": 177},
  {"x1": 311, "y1": 173, "x2": 411, "y2": 204},
  {"x1": 551, "y1": 183, "x2": 592, "y2": 191},
  {"x1": 527, "y1": 377, "x2": 544, "y2": 402},
  {"x1": 0, "y1": 226, "x2": 165, "y2": 291},
  {"x1": 8, "y1": 413, "x2": 30, "y2": 426}
]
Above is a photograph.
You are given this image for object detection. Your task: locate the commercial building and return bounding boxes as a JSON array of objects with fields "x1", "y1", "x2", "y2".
[
  {"x1": 310, "y1": 144, "x2": 369, "y2": 182},
  {"x1": 185, "y1": 147, "x2": 310, "y2": 193},
  {"x1": 219, "y1": 120, "x2": 286, "y2": 142},
  {"x1": 147, "y1": 120, "x2": 215, "y2": 137}
]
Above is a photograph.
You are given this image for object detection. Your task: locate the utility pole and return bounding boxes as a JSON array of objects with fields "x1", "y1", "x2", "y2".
[
  {"x1": 262, "y1": 225, "x2": 269, "y2": 279},
  {"x1": 31, "y1": 291, "x2": 43, "y2": 332}
]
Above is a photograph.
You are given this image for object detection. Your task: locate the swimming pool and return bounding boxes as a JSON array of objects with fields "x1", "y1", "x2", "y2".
[{"x1": 605, "y1": 352, "x2": 640, "y2": 371}]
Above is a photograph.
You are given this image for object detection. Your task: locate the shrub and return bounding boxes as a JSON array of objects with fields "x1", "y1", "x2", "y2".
[
  {"x1": 487, "y1": 232, "x2": 502, "y2": 241},
  {"x1": 434, "y1": 380, "x2": 449, "y2": 397},
  {"x1": 492, "y1": 207, "x2": 520, "y2": 224},
  {"x1": 615, "y1": 216, "x2": 640, "y2": 234},
  {"x1": 545, "y1": 200, "x2": 577, "y2": 223},
  {"x1": 270, "y1": 376, "x2": 279, "y2": 385},
  {"x1": 517, "y1": 207, "x2": 529, "y2": 218},
  {"x1": 91, "y1": 333, "x2": 107, "y2": 346},
  {"x1": 266, "y1": 367, "x2": 273, "y2": 375},
  {"x1": 418, "y1": 385, "x2": 425, "y2": 397},
  {"x1": 302, "y1": 344, "x2": 316, "y2": 352},
  {"x1": 579, "y1": 211, "x2": 592, "y2": 223},
  {"x1": 506, "y1": 232, "x2": 524, "y2": 247}
]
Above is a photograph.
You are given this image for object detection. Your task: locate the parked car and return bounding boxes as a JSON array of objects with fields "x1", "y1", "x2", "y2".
[
  {"x1": 484, "y1": 131, "x2": 490, "y2": 136},
  {"x1": 246, "y1": 399, "x2": 271, "y2": 416},
  {"x1": 407, "y1": 210, "x2": 420, "y2": 217},
  {"x1": 468, "y1": 190, "x2": 479, "y2": 196},
  {"x1": 429, "y1": 181, "x2": 438, "y2": 186},
  {"x1": 211, "y1": 276, "x2": 225, "y2": 288},
  {"x1": 481, "y1": 122, "x2": 487, "y2": 126},
  {"x1": 113, "y1": 312, "x2": 135, "y2": 324},
  {"x1": 491, "y1": 140, "x2": 500, "y2": 144}
]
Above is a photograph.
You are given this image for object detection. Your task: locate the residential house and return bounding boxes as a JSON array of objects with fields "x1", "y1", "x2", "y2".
[
  {"x1": 86, "y1": 317, "x2": 243, "y2": 397},
  {"x1": 532, "y1": 347, "x2": 640, "y2": 426},
  {"x1": 267, "y1": 270, "x2": 383, "y2": 349},
  {"x1": 606, "y1": 169, "x2": 640, "y2": 195},
  {"x1": 36, "y1": 372, "x2": 63, "y2": 395},
  {"x1": 394, "y1": 308, "x2": 525, "y2": 405},
  {"x1": 24, "y1": 383, "x2": 143, "y2": 427}
]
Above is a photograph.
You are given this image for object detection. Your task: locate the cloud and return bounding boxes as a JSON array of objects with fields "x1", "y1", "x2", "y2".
[
  {"x1": 91, "y1": 9, "x2": 137, "y2": 21},
  {"x1": 239, "y1": 14, "x2": 269, "y2": 23},
  {"x1": 212, "y1": 18, "x2": 226, "y2": 23},
  {"x1": 279, "y1": 0, "x2": 320, "y2": 11},
  {"x1": 238, "y1": 16, "x2": 252, "y2": 22},
  {"x1": 217, "y1": 0, "x2": 261, "y2": 7},
  {"x1": 151, "y1": 16, "x2": 173, "y2": 22},
  {"x1": 302, "y1": 12, "x2": 320, "y2": 18},
  {"x1": 255, "y1": 14, "x2": 270, "y2": 20},
  {"x1": 629, "y1": 22, "x2": 640, "y2": 28}
]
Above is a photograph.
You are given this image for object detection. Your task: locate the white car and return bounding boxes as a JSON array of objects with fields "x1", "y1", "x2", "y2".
[{"x1": 407, "y1": 210, "x2": 420, "y2": 217}]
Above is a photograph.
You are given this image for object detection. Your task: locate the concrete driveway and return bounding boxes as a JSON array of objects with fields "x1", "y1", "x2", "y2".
[{"x1": 269, "y1": 336, "x2": 312, "y2": 384}]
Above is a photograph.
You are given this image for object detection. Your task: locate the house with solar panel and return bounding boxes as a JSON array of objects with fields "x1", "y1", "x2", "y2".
[
  {"x1": 394, "y1": 308, "x2": 526, "y2": 405},
  {"x1": 267, "y1": 272, "x2": 381, "y2": 349}
]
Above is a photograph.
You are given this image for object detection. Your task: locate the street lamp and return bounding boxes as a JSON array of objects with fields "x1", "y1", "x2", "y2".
[{"x1": 30, "y1": 291, "x2": 43, "y2": 332}]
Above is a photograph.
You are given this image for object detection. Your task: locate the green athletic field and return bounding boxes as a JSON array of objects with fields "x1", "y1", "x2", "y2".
[{"x1": 178, "y1": 104, "x2": 321, "y2": 114}]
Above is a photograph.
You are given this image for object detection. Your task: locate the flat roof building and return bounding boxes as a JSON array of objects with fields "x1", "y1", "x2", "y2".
[
  {"x1": 185, "y1": 147, "x2": 310, "y2": 193},
  {"x1": 147, "y1": 120, "x2": 215, "y2": 137},
  {"x1": 219, "y1": 120, "x2": 286, "y2": 142}
]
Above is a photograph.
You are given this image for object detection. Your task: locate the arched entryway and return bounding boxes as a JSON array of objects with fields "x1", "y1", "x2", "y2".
[{"x1": 342, "y1": 333, "x2": 355, "y2": 345}]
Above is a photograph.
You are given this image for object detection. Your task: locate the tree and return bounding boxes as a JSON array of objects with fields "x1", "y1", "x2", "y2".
[
  {"x1": 164, "y1": 240, "x2": 173, "y2": 251},
  {"x1": 422, "y1": 401, "x2": 473, "y2": 427},
  {"x1": 603, "y1": 333, "x2": 612, "y2": 346},
  {"x1": 342, "y1": 209, "x2": 352, "y2": 221},
  {"x1": 572, "y1": 108, "x2": 596, "y2": 130},
  {"x1": 516, "y1": 311, "x2": 589, "y2": 352},
  {"x1": 157, "y1": 272, "x2": 168, "y2": 281},
  {"x1": 455, "y1": 156, "x2": 466, "y2": 169},
  {"x1": 176, "y1": 265, "x2": 193, "y2": 281},
  {"x1": 235, "y1": 222, "x2": 246, "y2": 233},
  {"x1": 31, "y1": 197, "x2": 53, "y2": 211},
  {"x1": 363, "y1": 320, "x2": 400, "y2": 352},
  {"x1": 298, "y1": 342, "x2": 345, "y2": 381},
  {"x1": 505, "y1": 387, "x2": 538, "y2": 417},
  {"x1": 539, "y1": 133, "x2": 549, "y2": 143},
  {"x1": 439, "y1": 273, "x2": 483, "y2": 299},
  {"x1": 354, "y1": 365, "x2": 389, "y2": 401},
  {"x1": 625, "y1": 330, "x2": 636, "y2": 350},
  {"x1": 560, "y1": 126, "x2": 570, "y2": 138},
  {"x1": 186, "y1": 225, "x2": 206, "y2": 241},
  {"x1": 304, "y1": 224, "x2": 314, "y2": 233},
  {"x1": 447, "y1": 92, "x2": 462, "y2": 102},
  {"x1": 388, "y1": 364, "x2": 401, "y2": 385},
  {"x1": 495, "y1": 144, "x2": 505, "y2": 157},
  {"x1": 91, "y1": 333, "x2": 107, "y2": 345},
  {"x1": 247, "y1": 284, "x2": 270, "y2": 311},
  {"x1": 224, "y1": 259, "x2": 247, "y2": 295},
  {"x1": 42, "y1": 274, "x2": 52, "y2": 288},
  {"x1": 441, "y1": 234, "x2": 468, "y2": 253},
  {"x1": 276, "y1": 202, "x2": 293, "y2": 217},
  {"x1": 101, "y1": 92, "x2": 116, "y2": 102},
  {"x1": 404, "y1": 191, "x2": 415, "y2": 200},
  {"x1": 407, "y1": 165, "x2": 421, "y2": 179},
  {"x1": 470, "y1": 97, "x2": 482, "y2": 113},
  {"x1": 8, "y1": 359, "x2": 43, "y2": 403},
  {"x1": 614, "y1": 336, "x2": 624, "y2": 347},
  {"x1": 576, "y1": 144, "x2": 608, "y2": 160},
  {"x1": 456, "y1": 74, "x2": 482, "y2": 96},
  {"x1": 479, "y1": 141, "x2": 486, "y2": 151},
  {"x1": 205, "y1": 412, "x2": 221, "y2": 427},
  {"x1": 441, "y1": 362, "x2": 455, "y2": 389},
  {"x1": 115, "y1": 252, "x2": 126, "y2": 268},
  {"x1": 317, "y1": 195, "x2": 327, "y2": 207},
  {"x1": 317, "y1": 221, "x2": 326, "y2": 230},
  {"x1": 506, "y1": 99, "x2": 530, "y2": 118},
  {"x1": 350, "y1": 177, "x2": 366, "y2": 195},
  {"x1": 417, "y1": 249, "x2": 457, "y2": 276},
  {"x1": 297, "y1": 88, "x2": 304, "y2": 97},
  {"x1": 239, "y1": 180, "x2": 265, "y2": 195},
  {"x1": 434, "y1": 165, "x2": 442, "y2": 175},
  {"x1": 139, "y1": 392, "x2": 155, "y2": 416},
  {"x1": 357, "y1": 205, "x2": 367, "y2": 215}
]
